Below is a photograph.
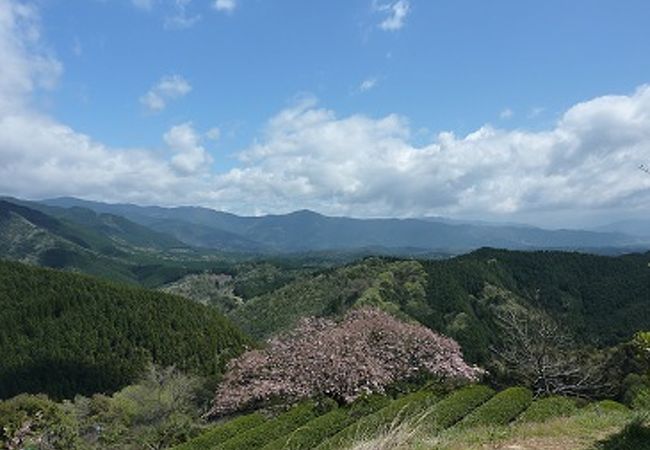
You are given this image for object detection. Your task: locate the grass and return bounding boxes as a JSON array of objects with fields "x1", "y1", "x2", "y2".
[
  {"x1": 345, "y1": 405, "x2": 637, "y2": 450},
  {"x1": 315, "y1": 389, "x2": 439, "y2": 450},
  {"x1": 593, "y1": 416, "x2": 650, "y2": 450}
]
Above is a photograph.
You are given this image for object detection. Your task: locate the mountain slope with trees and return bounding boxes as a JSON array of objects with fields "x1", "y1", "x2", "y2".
[
  {"x1": 228, "y1": 249, "x2": 650, "y2": 366},
  {"x1": 0, "y1": 199, "x2": 245, "y2": 286},
  {"x1": 0, "y1": 260, "x2": 252, "y2": 400}
]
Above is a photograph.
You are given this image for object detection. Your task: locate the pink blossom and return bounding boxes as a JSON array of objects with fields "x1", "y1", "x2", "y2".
[{"x1": 208, "y1": 307, "x2": 483, "y2": 417}]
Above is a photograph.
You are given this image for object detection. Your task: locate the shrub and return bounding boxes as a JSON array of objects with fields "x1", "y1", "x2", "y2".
[
  {"x1": 173, "y1": 413, "x2": 267, "y2": 450},
  {"x1": 622, "y1": 373, "x2": 650, "y2": 411},
  {"x1": 594, "y1": 417, "x2": 650, "y2": 450},
  {"x1": 209, "y1": 307, "x2": 483, "y2": 416},
  {"x1": 459, "y1": 387, "x2": 532, "y2": 428},
  {"x1": 584, "y1": 400, "x2": 629, "y2": 414},
  {"x1": 261, "y1": 395, "x2": 390, "y2": 450},
  {"x1": 316, "y1": 390, "x2": 439, "y2": 450},
  {"x1": 631, "y1": 386, "x2": 650, "y2": 410},
  {"x1": 0, "y1": 394, "x2": 79, "y2": 450},
  {"x1": 423, "y1": 384, "x2": 495, "y2": 432},
  {"x1": 518, "y1": 396, "x2": 578, "y2": 423},
  {"x1": 70, "y1": 366, "x2": 206, "y2": 450},
  {"x1": 217, "y1": 400, "x2": 334, "y2": 450}
]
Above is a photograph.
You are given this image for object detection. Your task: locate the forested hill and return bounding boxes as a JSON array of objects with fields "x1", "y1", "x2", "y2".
[
  {"x1": 229, "y1": 249, "x2": 650, "y2": 363},
  {"x1": 0, "y1": 260, "x2": 252, "y2": 400}
]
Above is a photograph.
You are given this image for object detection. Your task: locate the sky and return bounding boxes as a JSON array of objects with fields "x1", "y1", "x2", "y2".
[{"x1": 1, "y1": 0, "x2": 650, "y2": 228}]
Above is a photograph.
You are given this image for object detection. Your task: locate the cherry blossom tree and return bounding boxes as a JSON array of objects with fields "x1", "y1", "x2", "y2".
[{"x1": 208, "y1": 307, "x2": 483, "y2": 417}]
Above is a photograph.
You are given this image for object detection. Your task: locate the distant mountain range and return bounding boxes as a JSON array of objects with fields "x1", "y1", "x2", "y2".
[
  {"x1": 34, "y1": 197, "x2": 646, "y2": 253},
  {"x1": 592, "y1": 219, "x2": 650, "y2": 238}
]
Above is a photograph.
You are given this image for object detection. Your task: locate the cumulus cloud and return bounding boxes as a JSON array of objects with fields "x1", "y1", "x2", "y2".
[
  {"x1": 164, "y1": 122, "x2": 214, "y2": 175},
  {"x1": 1, "y1": 0, "x2": 650, "y2": 226},
  {"x1": 213, "y1": 0, "x2": 236, "y2": 13},
  {"x1": 140, "y1": 74, "x2": 191, "y2": 112},
  {"x1": 359, "y1": 77, "x2": 378, "y2": 92},
  {"x1": 500, "y1": 108, "x2": 513, "y2": 119},
  {"x1": 374, "y1": 0, "x2": 410, "y2": 31},
  {"x1": 219, "y1": 88, "x2": 650, "y2": 220}
]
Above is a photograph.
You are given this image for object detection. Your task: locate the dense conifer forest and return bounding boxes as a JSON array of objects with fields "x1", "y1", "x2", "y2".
[{"x1": 0, "y1": 261, "x2": 251, "y2": 400}]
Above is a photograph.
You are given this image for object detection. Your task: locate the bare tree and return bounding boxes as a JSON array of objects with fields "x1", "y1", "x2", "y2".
[{"x1": 490, "y1": 306, "x2": 614, "y2": 398}]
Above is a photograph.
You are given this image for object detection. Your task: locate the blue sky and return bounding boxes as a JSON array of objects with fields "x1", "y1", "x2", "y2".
[
  {"x1": 2, "y1": 0, "x2": 650, "y2": 226},
  {"x1": 45, "y1": 0, "x2": 650, "y2": 161}
]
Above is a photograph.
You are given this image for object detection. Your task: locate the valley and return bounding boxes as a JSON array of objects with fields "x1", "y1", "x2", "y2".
[{"x1": 1, "y1": 198, "x2": 649, "y2": 449}]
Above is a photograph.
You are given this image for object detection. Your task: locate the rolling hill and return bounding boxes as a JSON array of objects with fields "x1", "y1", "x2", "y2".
[{"x1": 226, "y1": 249, "x2": 650, "y2": 364}]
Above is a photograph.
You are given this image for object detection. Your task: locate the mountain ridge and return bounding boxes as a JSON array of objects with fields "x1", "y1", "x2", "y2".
[{"x1": 39, "y1": 197, "x2": 646, "y2": 253}]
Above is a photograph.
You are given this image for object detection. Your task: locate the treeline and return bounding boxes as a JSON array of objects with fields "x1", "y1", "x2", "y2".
[
  {"x1": 0, "y1": 261, "x2": 251, "y2": 400},
  {"x1": 228, "y1": 249, "x2": 650, "y2": 365},
  {"x1": 419, "y1": 249, "x2": 650, "y2": 361}
]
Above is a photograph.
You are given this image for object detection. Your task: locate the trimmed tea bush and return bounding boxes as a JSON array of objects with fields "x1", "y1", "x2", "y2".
[
  {"x1": 518, "y1": 396, "x2": 577, "y2": 423},
  {"x1": 217, "y1": 400, "x2": 334, "y2": 450},
  {"x1": 316, "y1": 390, "x2": 439, "y2": 450},
  {"x1": 424, "y1": 384, "x2": 495, "y2": 432},
  {"x1": 261, "y1": 395, "x2": 389, "y2": 450},
  {"x1": 584, "y1": 400, "x2": 629, "y2": 414},
  {"x1": 172, "y1": 413, "x2": 266, "y2": 450},
  {"x1": 261, "y1": 409, "x2": 348, "y2": 450},
  {"x1": 459, "y1": 387, "x2": 532, "y2": 428}
]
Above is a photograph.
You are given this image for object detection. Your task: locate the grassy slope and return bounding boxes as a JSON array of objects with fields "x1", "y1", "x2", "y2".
[{"x1": 343, "y1": 391, "x2": 645, "y2": 450}]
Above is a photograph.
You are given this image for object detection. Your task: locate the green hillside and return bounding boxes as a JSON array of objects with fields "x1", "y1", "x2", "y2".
[
  {"x1": 227, "y1": 249, "x2": 650, "y2": 364},
  {"x1": 0, "y1": 260, "x2": 252, "y2": 400},
  {"x1": 0, "y1": 199, "x2": 245, "y2": 286}
]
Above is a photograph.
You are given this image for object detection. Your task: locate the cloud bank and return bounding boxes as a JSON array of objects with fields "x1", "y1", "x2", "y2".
[{"x1": 1, "y1": 0, "x2": 649, "y2": 227}]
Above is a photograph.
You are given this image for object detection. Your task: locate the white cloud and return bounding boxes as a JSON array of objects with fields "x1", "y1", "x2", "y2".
[
  {"x1": 375, "y1": 0, "x2": 410, "y2": 31},
  {"x1": 164, "y1": 122, "x2": 213, "y2": 175},
  {"x1": 140, "y1": 74, "x2": 191, "y2": 112},
  {"x1": 359, "y1": 77, "x2": 378, "y2": 92},
  {"x1": 1, "y1": 0, "x2": 650, "y2": 226},
  {"x1": 213, "y1": 0, "x2": 236, "y2": 13},
  {"x1": 221, "y1": 87, "x2": 650, "y2": 221},
  {"x1": 500, "y1": 108, "x2": 513, "y2": 119},
  {"x1": 132, "y1": 0, "x2": 154, "y2": 11},
  {"x1": 0, "y1": 0, "x2": 62, "y2": 114},
  {"x1": 164, "y1": 0, "x2": 200, "y2": 30}
]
